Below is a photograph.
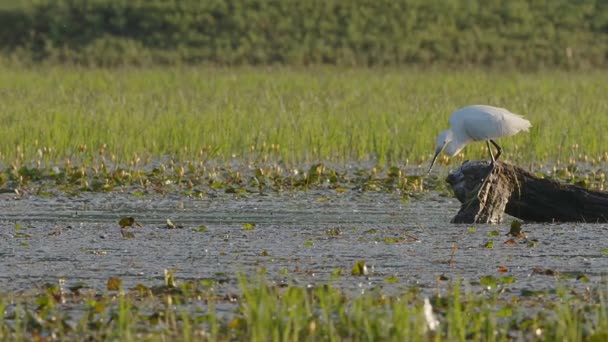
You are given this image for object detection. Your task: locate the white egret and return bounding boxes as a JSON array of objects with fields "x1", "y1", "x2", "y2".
[{"x1": 427, "y1": 105, "x2": 531, "y2": 174}]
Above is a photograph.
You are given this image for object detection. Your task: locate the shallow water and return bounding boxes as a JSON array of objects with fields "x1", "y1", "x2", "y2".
[{"x1": 0, "y1": 189, "x2": 606, "y2": 296}]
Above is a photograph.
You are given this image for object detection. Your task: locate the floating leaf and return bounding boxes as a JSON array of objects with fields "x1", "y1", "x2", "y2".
[
  {"x1": 484, "y1": 241, "x2": 494, "y2": 248},
  {"x1": 36, "y1": 296, "x2": 53, "y2": 309},
  {"x1": 326, "y1": 227, "x2": 342, "y2": 236},
  {"x1": 487, "y1": 230, "x2": 500, "y2": 237},
  {"x1": 200, "y1": 279, "x2": 215, "y2": 287},
  {"x1": 210, "y1": 181, "x2": 224, "y2": 189},
  {"x1": 384, "y1": 237, "x2": 396, "y2": 244},
  {"x1": 351, "y1": 260, "x2": 368, "y2": 276},
  {"x1": 508, "y1": 220, "x2": 523, "y2": 236},
  {"x1": 242, "y1": 223, "x2": 255, "y2": 230},
  {"x1": 532, "y1": 267, "x2": 556, "y2": 276},
  {"x1": 480, "y1": 275, "x2": 497, "y2": 287},
  {"x1": 497, "y1": 306, "x2": 514, "y2": 318},
  {"x1": 303, "y1": 241, "x2": 313, "y2": 247},
  {"x1": 601, "y1": 249, "x2": 608, "y2": 256},
  {"x1": 576, "y1": 274, "x2": 590, "y2": 282},
  {"x1": 520, "y1": 289, "x2": 545, "y2": 297},
  {"x1": 384, "y1": 276, "x2": 399, "y2": 284},
  {"x1": 14, "y1": 232, "x2": 32, "y2": 239},
  {"x1": 499, "y1": 276, "x2": 515, "y2": 284},
  {"x1": 86, "y1": 300, "x2": 106, "y2": 314},
  {"x1": 118, "y1": 217, "x2": 141, "y2": 228},
  {"x1": 497, "y1": 266, "x2": 509, "y2": 273},
  {"x1": 194, "y1": 225, "x2": 207, "y2": 232},
  {"x1": 260, "y1": 250, "x2": 269, "y2": 256},
  {"x1": 364, "y1": 228, "x2": 378, "y2": 234},
  {"x1": 468, "y1": 226, "x2": 476, "y2": 233},
  {"x1": 107, "y1": 277, "x2": 122, "y2": 291}
]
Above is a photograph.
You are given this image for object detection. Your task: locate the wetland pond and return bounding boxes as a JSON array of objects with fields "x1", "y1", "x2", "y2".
[{"x1": 0, "y1": 186, "x2": 605, "y2": 298}]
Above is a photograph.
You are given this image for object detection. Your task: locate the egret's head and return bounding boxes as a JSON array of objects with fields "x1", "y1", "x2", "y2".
[
  {"x1": 427, "y1": 130, "x2": 453, "y2": 175},
  {"x1": 435, "y1": 130, "x2": 453, "y2": 154}
]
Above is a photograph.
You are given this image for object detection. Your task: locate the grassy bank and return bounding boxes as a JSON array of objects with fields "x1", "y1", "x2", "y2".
[{"x1": 0, "y1": 67, "x2": 606, "y2": 168}]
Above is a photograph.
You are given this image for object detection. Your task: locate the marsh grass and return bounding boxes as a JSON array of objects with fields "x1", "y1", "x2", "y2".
[
  {"x1": 0, "y1": 66, "x2": 606, "y2": 169},
  {"x1": 0, "y1": 275, "x2": 607, "y2": 341}
]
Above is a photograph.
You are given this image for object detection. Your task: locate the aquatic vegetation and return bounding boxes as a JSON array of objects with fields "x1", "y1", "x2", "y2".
[
  {"x1": 0, "y1": 274, "x2": 607, "y2": 341},
  {"x1": 351, "y1": 260, "x2": 368, "y2": 276},
  {"x1": 0, "y1": 154, "x2": 605, "y2": 197},
  {"x1": 242, "y1": 223, "x2": 255, "y2": 230}
]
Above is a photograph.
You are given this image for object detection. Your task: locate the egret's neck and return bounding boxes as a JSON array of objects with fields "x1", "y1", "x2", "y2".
[{"x1": 444, "y1": 134, "x2": 468, "y2": 157}]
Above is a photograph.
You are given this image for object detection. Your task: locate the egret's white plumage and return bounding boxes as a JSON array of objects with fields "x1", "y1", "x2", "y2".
[{"x1": 428, "y1": 105, "x2": 531, "y2": 174}]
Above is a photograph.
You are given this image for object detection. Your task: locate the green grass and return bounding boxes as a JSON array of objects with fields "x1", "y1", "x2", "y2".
[
  {"x1": 1, "y1": 274, "x2": 607, "y2": 341},
  {"x1": 0, "y1": 66, "x2": 606, "y2": 168}
]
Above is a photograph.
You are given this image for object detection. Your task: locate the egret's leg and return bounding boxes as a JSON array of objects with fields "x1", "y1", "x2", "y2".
[
  {"x1": 490, "y1": 140, "x2": 502, "y2": 160},
  {"x1": 486, "y1": 141, "x2": 496, "y2": 167}
]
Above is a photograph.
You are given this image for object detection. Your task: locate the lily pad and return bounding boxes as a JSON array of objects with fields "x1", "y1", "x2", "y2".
[
  {"x1": 351, "y1": 260, "x2": 368, "y2": 276},
  {"x1": 508, "y1": 220, "x2": 523, "y2": 236},
  {"x1": 107, "y1": 277, "x2": 122, "y2": 291}
]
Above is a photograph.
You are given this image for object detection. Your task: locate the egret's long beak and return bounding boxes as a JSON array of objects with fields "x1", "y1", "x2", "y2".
[
  {"x1": 426, "y1": 144, "x2": 446, "y2": 176},
  {"x1": 426, "y1": 152, "x2": 440, "y2": 176}
]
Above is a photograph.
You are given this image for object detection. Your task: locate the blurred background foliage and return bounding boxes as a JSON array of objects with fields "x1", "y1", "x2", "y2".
[{"x1": 0, "y1": 0, "x2": 606, "y2": 68}]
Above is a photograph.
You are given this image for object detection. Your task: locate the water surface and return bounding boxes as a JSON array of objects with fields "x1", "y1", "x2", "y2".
[{"x1": 0, "y1": 190, "x2": 605, "y2": 296}]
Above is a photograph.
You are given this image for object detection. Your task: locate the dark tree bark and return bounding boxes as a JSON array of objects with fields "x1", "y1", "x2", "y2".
[{"x1": 446, "y1": 161, "x2": 608, "y2": 223}]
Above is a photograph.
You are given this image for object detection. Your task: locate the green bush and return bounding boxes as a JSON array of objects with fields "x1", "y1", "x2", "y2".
[{"x1": 0, "y1": 0, "x2": 606, "y2": 68}]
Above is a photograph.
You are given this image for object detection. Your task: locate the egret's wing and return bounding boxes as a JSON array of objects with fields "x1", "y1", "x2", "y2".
[
  {"x1": 462, "y1": 112, "x2": 504, "y2": 140},
  {"x1": 453, "y1": 105, "x2": 531, "y2": 141}
]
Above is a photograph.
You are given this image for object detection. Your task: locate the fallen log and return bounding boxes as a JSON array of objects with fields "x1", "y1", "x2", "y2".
[{"x1": 445, "y1": 160, "x2": 608, "y2": 223}]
